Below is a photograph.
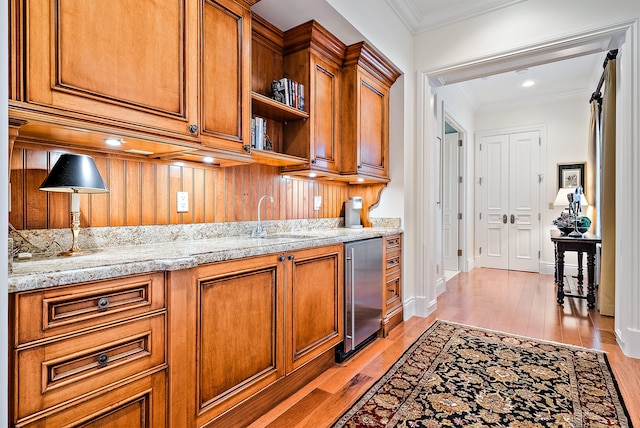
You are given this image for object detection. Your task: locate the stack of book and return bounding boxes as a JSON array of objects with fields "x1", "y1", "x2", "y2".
[
  {"x1": 271, "y1": 78, "x2": 305, "y2": 111},
  {"x1": 251, "y1": 116, "x2": 268, "y2": 150}
]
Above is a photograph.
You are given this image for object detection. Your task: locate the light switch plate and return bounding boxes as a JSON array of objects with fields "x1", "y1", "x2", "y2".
[
  {"x1": 314, "y1": 195, "x2": 322, "y2": 211},
  {"x1": 177, "y1": 192, "x2": 189, "y2": 212}
]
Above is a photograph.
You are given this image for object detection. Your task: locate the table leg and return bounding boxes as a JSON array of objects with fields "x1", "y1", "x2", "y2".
[
  {"x1": 587, "y1": 251, "x2": 596, "y2": 309},
  {"x1": 556, "y1": 247, "x2": 565, "y2": 305},
  {"x1": 577, "y1": 251, "x2": 584, "y2": 294}
]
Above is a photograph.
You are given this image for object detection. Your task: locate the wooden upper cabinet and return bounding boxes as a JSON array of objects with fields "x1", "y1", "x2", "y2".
[
  {"x1": 23, "y1": 0, "x2": 195, "y2": 139},
  {"x1": 16, "y1": 0, "x2": 253, "y2": 153},
  {"x1": 340, "y1": 42, "x2": 401, "y2": 180},
  {"x1": 281, "y1": 21, "x2": 346, "y2": 174},
  {"x1": 200, "y1": 0, "x2": 252, "y2": 152}
]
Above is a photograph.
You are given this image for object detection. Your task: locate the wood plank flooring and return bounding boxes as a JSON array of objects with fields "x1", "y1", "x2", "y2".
[{"x1": 249, "y1": 268, "x2": 640, "y2": 427}]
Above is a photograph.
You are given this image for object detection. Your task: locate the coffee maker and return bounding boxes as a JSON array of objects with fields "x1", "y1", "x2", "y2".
[{"x1": 344, "y1": 197, "x2": 363, "y2": 228}]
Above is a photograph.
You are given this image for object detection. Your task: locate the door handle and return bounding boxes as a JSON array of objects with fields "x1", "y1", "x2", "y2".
[
  {"x1": 510, "y1": 214, "x2": 515, "y2": 224},
  {"x1": 502, "y1": 214, "x2": 507, "y2": 224}
]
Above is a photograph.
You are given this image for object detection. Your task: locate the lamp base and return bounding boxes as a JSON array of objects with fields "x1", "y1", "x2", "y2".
[{"x1": 58, "y1": 248, "x2": 93, "y2": 257}]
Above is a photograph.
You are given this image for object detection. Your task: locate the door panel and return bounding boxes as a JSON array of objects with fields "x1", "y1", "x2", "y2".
[
  {"x1": 443, "y1": 132, "x2": 459, "y2": 271},
  {"x1": 508, "y1": 131, "x2": 540, "y2": 272},
  {"x1": 481, "y1": 134, "x2": 509, "y2": 269},
  {"x1": 480, "y1": 131, "x2": 540, "y2": 272}
]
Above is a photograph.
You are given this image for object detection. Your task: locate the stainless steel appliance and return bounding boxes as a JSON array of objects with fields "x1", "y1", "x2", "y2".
[
  {"x1": 337, "y1": 238, "x2": 383, "y2": 361},
  {"x1": 344, "y1": 196, "x2": 363, "y2": 228}
]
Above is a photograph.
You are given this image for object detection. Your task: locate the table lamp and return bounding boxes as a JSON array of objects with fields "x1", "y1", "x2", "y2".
[
  {"x1": 568, "y1": 186, "x2": 589, "y2": 237},
  {"x1": 553, "y1": 188, "x2": 577, "y2": 208},
  {"x1": 39, "y1": 154, "x2": 109, "y2": 256}
]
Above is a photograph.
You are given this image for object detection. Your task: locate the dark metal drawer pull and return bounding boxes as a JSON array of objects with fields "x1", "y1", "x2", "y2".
[
  {"x1": 97, "y1": 353, "x2": 109, "y2": 366},
  {"x1": 97, "y1": 298, "x2": 110, "y2": 310}
]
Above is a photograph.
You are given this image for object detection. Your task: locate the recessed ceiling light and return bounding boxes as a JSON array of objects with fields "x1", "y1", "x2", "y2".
[
  {"x1": 521, "y1": 80, "x2": 535, "y2": 88},
  {"x1": 357, "y1": 177, "x2": 364, "y2": 182},
  {"x1": 174, "y1": 162, "x2": 185, "y2": 167},
  {"x1": 202, "y1": 156, "x2": 214, "y2": 164},
  {"x1": 104, "y1": 137, "x2": 123, "y2": 147},
  {"x1": 309, "y1": 172, "x2": 317, "y2": 178}
]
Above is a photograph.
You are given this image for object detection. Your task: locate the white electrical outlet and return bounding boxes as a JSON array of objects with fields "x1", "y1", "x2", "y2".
[
  {"x1": 314, "y1": 195, "x2": 322, "y2": 211},
  {"x1": 177, "y1": 192, "x2": 189, "y2": 212}
]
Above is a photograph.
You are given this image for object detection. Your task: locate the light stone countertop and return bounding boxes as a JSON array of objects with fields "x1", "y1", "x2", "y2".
[{"x1": 9, "y1": 227, "x2": 402, "y2": 293}]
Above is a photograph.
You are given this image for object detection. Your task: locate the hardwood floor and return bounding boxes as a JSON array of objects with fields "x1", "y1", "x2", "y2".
[{"x1": 248, "y1": 268, "x2": 640, "y2": 427}]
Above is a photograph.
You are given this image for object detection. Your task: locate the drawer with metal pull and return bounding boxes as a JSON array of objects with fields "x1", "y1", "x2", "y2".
[
  {"x1": 13, "y1": 272, "x2": 165, "y2": 346},
  {"x1": 14, "y1": 312, "x2": 166, "y2": 420}
]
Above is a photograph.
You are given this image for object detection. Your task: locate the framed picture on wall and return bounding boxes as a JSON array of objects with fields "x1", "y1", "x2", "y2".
[{"x1": 557, "y1": 163, "x2": 585, "y2": 189}]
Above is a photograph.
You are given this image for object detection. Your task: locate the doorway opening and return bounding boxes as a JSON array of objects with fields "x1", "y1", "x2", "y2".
[{"x1": 442, "y1": 113, "x2": 466, "y2": 281}]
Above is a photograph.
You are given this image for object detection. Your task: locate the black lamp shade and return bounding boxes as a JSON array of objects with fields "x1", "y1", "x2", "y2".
[{"x1": 39, "y1": 154, "x2": 109, "y2": 193}]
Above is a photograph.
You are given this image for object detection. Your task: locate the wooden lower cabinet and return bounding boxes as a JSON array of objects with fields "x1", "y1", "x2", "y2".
[
  {"x1": 382, "y1": 234, "x2": 403, "y2": 337},
  {"x1": 9, "y1": 273, "x2": 167, "y2": 428},
  {"x1": 169, "y1": 244, "x2": 343, "y2": 427}
]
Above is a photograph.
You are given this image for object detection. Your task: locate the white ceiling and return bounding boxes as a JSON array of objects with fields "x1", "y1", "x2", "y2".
[
  {"x1": 455, "y1": 52, "x2": 605, "y2": 109},
  {"x1": 252, "y1": 0, "x2": 613, "y2": 109}
]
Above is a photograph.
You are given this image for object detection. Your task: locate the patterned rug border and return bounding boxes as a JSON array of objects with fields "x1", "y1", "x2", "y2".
[{"x1": 332, "y1": 319, "x2": 634, "y2": 427}]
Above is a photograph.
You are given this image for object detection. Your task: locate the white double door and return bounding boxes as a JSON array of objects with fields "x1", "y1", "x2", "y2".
[{"x1": 479, "y1": 130, "x2": 541, "y2": 272}]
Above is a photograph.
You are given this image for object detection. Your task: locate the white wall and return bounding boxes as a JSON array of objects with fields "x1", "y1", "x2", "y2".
[
  {"x1": 434, "y1": 85, "x2": 477, "y2": 275},
  {"x1": 474, "y1": 96, "x2": 590, "y2": 272},
  {"x1": 326, "y1": 0, "x2": 421, "y2": 318},
  {"x1": 412, "y1": 2, "x2": 640, "y2": 357},
  {"x1": 414, "y1": 0, "x2": 640, "y2": 72}
]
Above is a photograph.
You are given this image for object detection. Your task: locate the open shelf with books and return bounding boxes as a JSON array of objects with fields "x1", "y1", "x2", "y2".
[{"x1": 251, "y1": 92, "x2": 308, "y2": 122}]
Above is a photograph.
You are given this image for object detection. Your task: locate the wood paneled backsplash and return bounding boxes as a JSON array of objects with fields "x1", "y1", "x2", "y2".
[{"x1": 9, "y1": 144, "x2": 349, "y2": 230}]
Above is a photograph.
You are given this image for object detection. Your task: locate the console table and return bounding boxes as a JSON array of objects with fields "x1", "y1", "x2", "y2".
[{"x1": 550, "y1": 230, "x2": 601, "y2": 309}]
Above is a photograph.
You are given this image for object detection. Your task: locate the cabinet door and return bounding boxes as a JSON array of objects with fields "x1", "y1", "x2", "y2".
[
  {"x1": 195, "y1": 255, "x2": 285, "y2": 421},
  {"x1": 356, "y1": 70, "x2": 389, "y2": 177},
  {"x1": 309, "y1": 54, "x2": 341, "y2": 172},
  {"x1": 200, "y1": 0, "x2": 251, "y2": 151},
  {"x1": 286, "y1": 245, "x2": 343, "y2": 373},
  {"x1": 341, "y1": 67, "x2": 389, "y2": 178},
  {"x1": 23, "y1": 0, "x2": 196, "y2": 138}
]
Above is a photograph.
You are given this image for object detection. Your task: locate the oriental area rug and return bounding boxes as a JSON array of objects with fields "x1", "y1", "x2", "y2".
[{"x1": 333, "y1": 320, "x2": 632, "y2": 428}]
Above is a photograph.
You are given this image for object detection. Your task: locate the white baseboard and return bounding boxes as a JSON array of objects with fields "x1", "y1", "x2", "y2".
[
  {"x1": 465, "y1": 257, "x2": 475, "y2": 272},
  {"x1": 436, "y1": 276, "x2": 446, "y2": 296},
  {"x1": 616, "y1": 327, "x2": 640, "y2": 359},
  {"x1": 403, "y1": 295, "x2": 437, "y2": 319}
]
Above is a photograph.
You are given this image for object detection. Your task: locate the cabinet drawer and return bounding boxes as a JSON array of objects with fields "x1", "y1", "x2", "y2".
[
  {"x1": 385, "y1": 251, "x2": 401, "y2": 273},
  {"x1": 385, "y1": 275, "x2": 401, "y2": 307},
  {"x1": 14, "y1": 273, "x2": 165, "y2": 345},
  {"x1": 14, "y1": 312, "x2": 166, "y2": 420},
  {"x1": 15, "y1": 371, "x2": 166, "y2": 428},
  {"x1": 385, "y1": 235, "x2": 401, "y2": 251}
]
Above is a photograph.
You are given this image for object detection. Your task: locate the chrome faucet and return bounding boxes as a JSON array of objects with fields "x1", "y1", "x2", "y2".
[{"x1": 252, "y1": 194, "x2": 274, "y2": 237}]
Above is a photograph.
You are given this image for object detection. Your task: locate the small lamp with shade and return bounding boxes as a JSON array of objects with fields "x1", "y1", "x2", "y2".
[{"x1": 39, "y1": 153, "x2": 109, "y2": 256}]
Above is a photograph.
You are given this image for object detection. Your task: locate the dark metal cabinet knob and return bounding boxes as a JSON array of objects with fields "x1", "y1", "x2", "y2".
[
  {"x1": 278, "y1": 255, "x2": 286, "y2": 262},
  {"x1": 287, "y1": 254, "x2": 295, "y2": 260},
  {"x1": 97, "y1": 298, "x2": 109, "y2": 310},
  {"x1": 188, "y1": 124, "x2": 199, "y2": 134},
  {"x1": 97, "y1": 353, "x2": 109, "y2": 365}
]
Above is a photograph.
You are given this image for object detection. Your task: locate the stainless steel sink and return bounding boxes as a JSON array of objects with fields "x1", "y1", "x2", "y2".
[{"x1": 257, "y1": 234, "x2": 317, "y2": 240}]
